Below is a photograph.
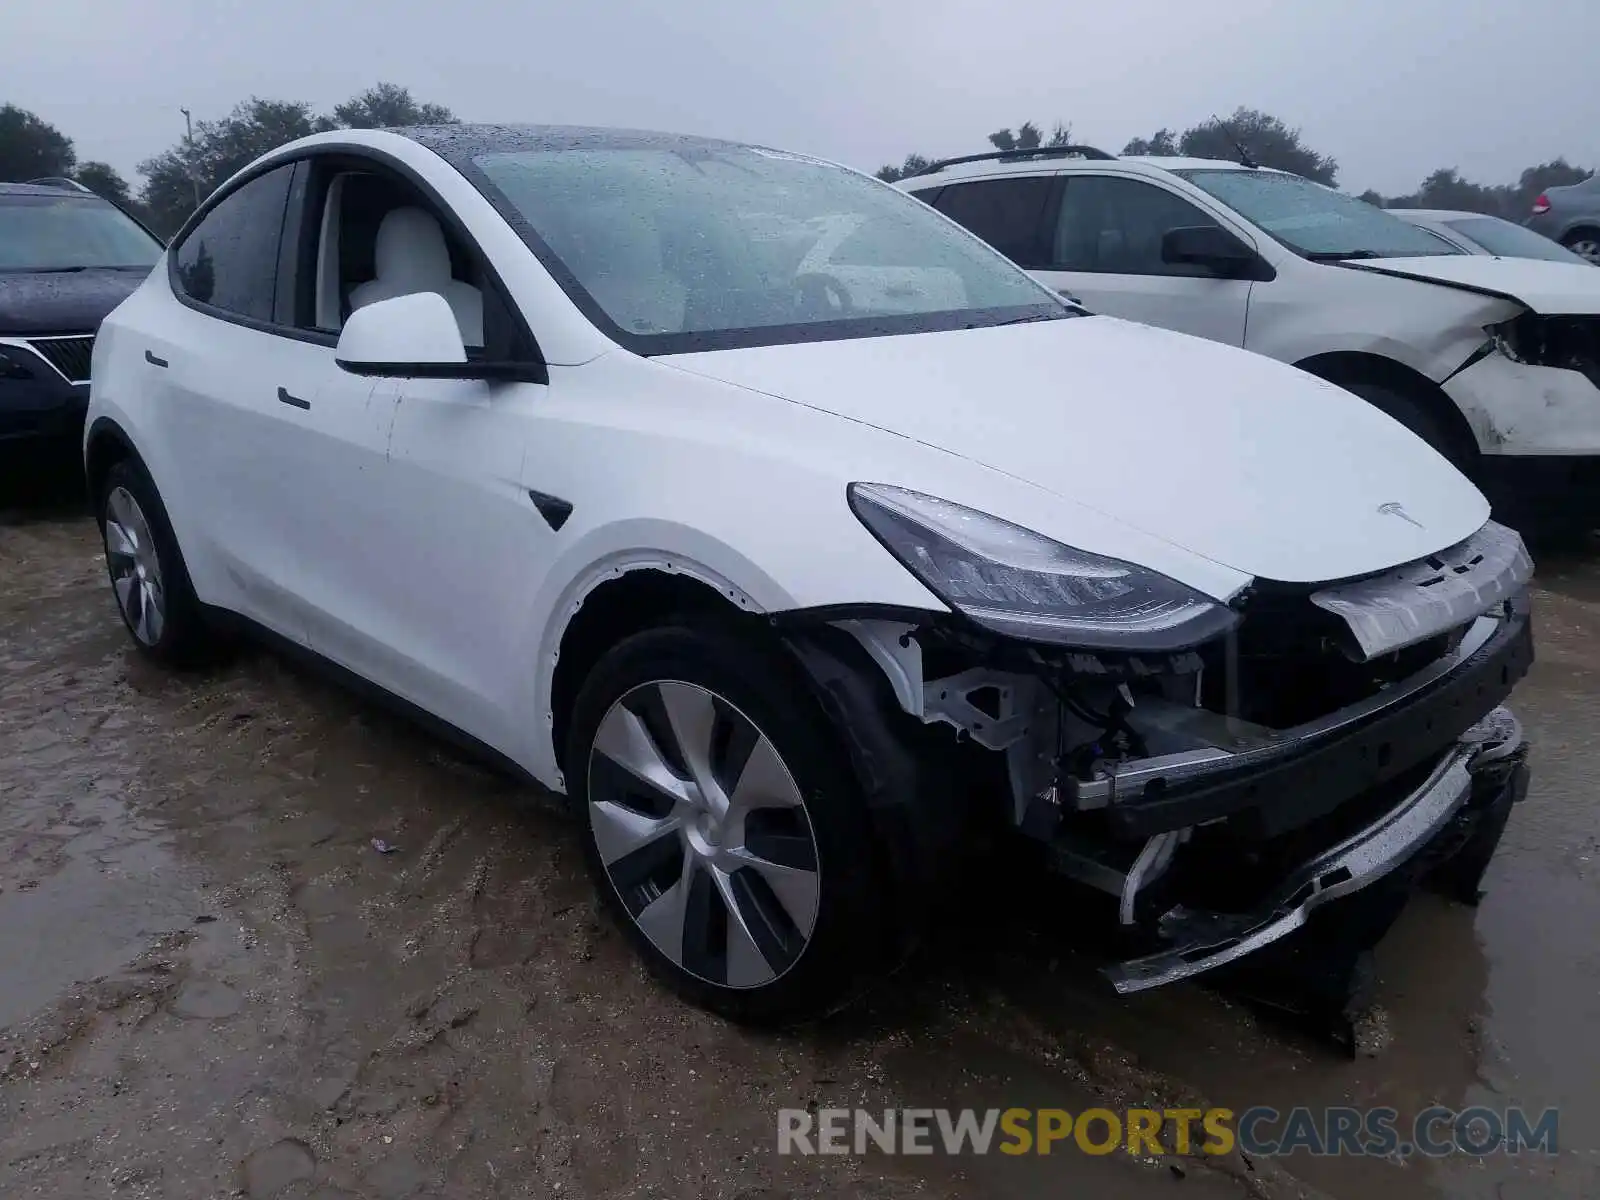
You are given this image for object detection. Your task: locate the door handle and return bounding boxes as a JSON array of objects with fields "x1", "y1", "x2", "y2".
[
  {"x1": 144, "y1": 349, "x2": 168, "y2": 368},
  {"x1": 277, "y1": 386, "x2": 311, "y2": 411}
]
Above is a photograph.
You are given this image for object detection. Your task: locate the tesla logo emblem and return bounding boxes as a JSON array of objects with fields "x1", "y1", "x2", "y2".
[{"x1": 1378, "y1": 501, "x2": 1425, "y2": 529}]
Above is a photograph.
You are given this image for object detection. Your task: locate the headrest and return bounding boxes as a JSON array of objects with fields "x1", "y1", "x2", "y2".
[{"x1": 372, "y1": 207, "x2": 453, "y2": 288}]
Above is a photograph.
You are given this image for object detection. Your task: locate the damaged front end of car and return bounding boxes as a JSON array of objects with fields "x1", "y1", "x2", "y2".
[{"x1": 782, "y1": 485, "x2": 1534, "y2": 1001}]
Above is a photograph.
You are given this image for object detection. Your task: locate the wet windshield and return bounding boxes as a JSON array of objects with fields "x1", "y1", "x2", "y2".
[
  {"x1": 1175, "y1": 169, "x2": 1461, "y2": 260},
  {"x1": 468, "y1": 144, "x2": 1070, "y2": 353},
  {"x1": 0, "y1": 193, "x2": 163, "y2": 272},
  {"x1": 1443, "y1": 216, "x2": 1593, "y2": 264}
]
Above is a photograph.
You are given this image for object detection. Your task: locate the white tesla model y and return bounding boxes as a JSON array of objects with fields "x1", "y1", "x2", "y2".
[{"x1": 85, "y1": 126, "x2": 1533, "y2": 1023}]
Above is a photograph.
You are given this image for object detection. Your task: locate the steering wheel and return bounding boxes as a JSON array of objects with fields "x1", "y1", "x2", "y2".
[{"x1": 792, "y1": 272, "x2": 854, "y2": 319}]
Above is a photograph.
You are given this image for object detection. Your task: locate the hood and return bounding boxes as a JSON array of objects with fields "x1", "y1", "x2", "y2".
[
  {"x1": 1343, "y1": 256, "x2": 1600, "y2": 316},
  {"x1": 665, "y1": 316, "x2": 1490, "y2": 585},
  {"x1": 0, "y1": 268, "x2": 150, "y2": 336}
]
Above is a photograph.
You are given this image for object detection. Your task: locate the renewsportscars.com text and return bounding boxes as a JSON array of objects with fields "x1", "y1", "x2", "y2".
[{"x1": 777, "y1": 1105, "x2": 1559, "y2": 1159}]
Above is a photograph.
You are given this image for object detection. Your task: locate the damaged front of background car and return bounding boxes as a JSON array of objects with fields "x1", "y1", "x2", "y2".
[{"x1": 773, "y1": 482, "x2": 1533, "y2": 1030}]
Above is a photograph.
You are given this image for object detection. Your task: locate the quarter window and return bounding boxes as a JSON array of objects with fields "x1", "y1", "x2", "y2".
[
  {"x1": 1053, "y1": 176, "x2": 1225, "y2": 276},
  {"x1": 931, "y1": 177, "x2": 1056, "y2": 267},
  {"x1": 172, "y1": 164, "x2": 295, "y2": 321}
]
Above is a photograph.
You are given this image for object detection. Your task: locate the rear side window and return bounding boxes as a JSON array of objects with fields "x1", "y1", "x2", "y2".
[
  {"x1": 172, "y1": 164, "x2": 295, "y2": 322},
  {"x1": 931, "y1": 177, "x2": 1055, "y2": 267}
]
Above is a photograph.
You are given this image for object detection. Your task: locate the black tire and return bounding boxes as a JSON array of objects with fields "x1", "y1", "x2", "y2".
[
  {"x1": 564, "y1": 621, "x2": 892, "y2": 1025},
  {"x1": 1341, "y1": 379, "x2": 1473, "y2": 473},
  {"x1": 97, "y1": 457, "x2": 213, "y2": 666},
  {"x1": 1560, "y1": 228, "x2": 1600, "y2": 265}
]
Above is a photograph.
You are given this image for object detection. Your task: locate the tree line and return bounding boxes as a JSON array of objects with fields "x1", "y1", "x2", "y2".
[
  {"x1": 877, "y1": 106, "x2": 1591, "y2": 222},
  {"x1": 0, "y1": 84, "x2": 457, "y2": 237},
  {"x1": 2, "y1": 95, "x2": 1591, "y2": 236}
]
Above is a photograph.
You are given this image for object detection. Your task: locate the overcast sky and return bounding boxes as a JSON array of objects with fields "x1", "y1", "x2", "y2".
[{"x1": 8, "y1": 0, "x2": 1596, "y2": 196}]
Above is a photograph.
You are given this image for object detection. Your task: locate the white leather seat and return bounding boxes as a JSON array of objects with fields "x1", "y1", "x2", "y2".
[{"x1": 348, "y1": 207, "x2": 484, "y2": 347}]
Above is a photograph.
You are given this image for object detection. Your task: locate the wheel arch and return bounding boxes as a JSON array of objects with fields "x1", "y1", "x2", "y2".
[
  {"x1": 546, "y1": 561, "x2": 771, "y2": 785},
  {"x1": 1559, "y1": 222, "x2": 1600, "y2": 248},
  {"x1": 1295, "y1": 350, "x2": 1481, "y2": 468},
  {"x1": 84, "y1": 416, "x2": 144, "y2": 515}
]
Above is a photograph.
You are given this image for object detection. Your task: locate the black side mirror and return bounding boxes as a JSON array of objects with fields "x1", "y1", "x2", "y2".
[{"x1": 1161, "y1": 225, "x2": 1256, "y2": 276}]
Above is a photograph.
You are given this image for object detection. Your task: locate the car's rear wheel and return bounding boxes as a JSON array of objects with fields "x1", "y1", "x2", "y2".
[
  {"x1": 98, "y1": 459, "x2": 212, "y2": 665},
  {"x1": 565, "y1": 622, "x2": 890, "y2": 1024},
  {"x1": 1561, "y1": 229, "x2": 1600, "y2": 264}
]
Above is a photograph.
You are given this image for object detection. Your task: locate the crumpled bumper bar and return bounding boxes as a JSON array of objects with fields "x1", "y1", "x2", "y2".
[
  {"x1": 1311, "y1": 519, "x2": 1532, "y2": 662},
  {"x1": 1078, "y1": 593, "x2": 1533, "y2": 839},
  {"x1": 1103, "y1": 706, "x2": 1526, "y2": 994}
]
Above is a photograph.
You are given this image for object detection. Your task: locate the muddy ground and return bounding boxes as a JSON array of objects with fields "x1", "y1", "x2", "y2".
[{"x1": 2, "y1": 464, "x2": 1597, "y2": 1200}]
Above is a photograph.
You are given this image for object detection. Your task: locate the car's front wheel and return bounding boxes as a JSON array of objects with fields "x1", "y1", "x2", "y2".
[
  {"x1": 98, "y1": 458, "x2": 212, "y2": 665},
  {"x1": 565, "y1": 622, "x2": 890, "y2": 1024}
]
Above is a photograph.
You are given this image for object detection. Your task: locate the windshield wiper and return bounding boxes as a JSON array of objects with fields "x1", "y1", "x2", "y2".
[
  {"x1": 1304, "y1": 250, "x2": 1383, "y2": 262},
  {"x1": 976, "y1": 311, "x2": 1073, "y2": 329}
]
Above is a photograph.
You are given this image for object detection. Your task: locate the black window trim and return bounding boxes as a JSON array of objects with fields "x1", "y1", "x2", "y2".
[{"x1": 165, "y1": 142, "x2": 549, "y2": 383}]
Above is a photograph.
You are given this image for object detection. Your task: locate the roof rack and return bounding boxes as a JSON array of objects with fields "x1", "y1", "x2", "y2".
[
  {"x1": 25, "y1": 177, "x2": 93, "y2": 193},
  {"x1": 905, "y1": 144, "x2": 1115, "y2": 180}
]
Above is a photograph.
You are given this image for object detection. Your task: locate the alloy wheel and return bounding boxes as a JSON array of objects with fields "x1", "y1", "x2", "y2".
[
  {"x1": 1567, "y1": 236, "x2": 1600, "y2": 264},
  {"x1": 104, "y1": 485, "x2": 166, "y2": 646},
  {"x1": 587, "y1": 680, "x2": 821, "y2": 989}
]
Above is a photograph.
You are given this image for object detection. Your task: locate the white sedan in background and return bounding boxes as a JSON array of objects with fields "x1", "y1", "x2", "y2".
[
  {"x1": 1389, "y1": 207, "x2": 1596, "y2": 265},
  {"x1": 85, "y1": 125, "x2": 1531, "y2": 1024}
]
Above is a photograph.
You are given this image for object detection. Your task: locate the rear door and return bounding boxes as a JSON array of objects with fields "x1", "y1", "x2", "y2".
[
  {"x1": 1034, "y1": 173, "x2": 1253, "y2": 345},
  {"x1": 157, "y1": 159, "x2": 328, "y2": 640}
]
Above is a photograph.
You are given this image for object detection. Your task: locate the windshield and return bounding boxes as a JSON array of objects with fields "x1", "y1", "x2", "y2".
[
  {"x1": 1443, "y1": 216, "x2": 1593, "y2": 264},
  {"x1": 467, "y1": 144, "x2": 1069, "y2": 353},
  {"x1": 1174, "y1": 169, "x2": 1461, "y2": 260},
  {"x1": 0, "y1": 193, "x2": 163, "y2": 272}
]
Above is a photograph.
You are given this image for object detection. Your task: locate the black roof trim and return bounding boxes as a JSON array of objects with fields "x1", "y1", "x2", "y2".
[{"x1": 903, "y1": 145, "x2": 1116, "y2": 180}]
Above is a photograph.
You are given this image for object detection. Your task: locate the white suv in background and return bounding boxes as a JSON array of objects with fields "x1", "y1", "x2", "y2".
[{"x1": 898, "y1": 147, "x2": 1600, "y2": 538}]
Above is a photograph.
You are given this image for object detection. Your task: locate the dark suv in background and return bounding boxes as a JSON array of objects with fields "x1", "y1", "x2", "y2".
[{"x1": 0, "y1": 181, "x2": 163, "y2": 462}]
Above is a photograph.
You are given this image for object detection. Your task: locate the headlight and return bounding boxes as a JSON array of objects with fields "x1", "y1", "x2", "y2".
[{"x1": 848, "y1": 483, "x2": 1240, "y2": 652}]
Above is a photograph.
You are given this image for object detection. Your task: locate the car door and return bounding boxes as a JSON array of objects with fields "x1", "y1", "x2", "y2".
[
  {"x1": 278, "y1": 155, "x2": 552, "y2": 752},
  {"x1": 1034, "y1": 174, "x2": 1254, "y2": 346},
  {"x1": 156, "y1": 159, "x2": 335, "y2": 642},
  {"x1": 364, "y1": 363, "x2": 548, "y2": 748}
]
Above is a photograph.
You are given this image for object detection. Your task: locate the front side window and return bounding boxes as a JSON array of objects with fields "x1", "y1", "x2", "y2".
[
  {"x1": 465, "y1": 144, "x2": 1069, "y2": 353},
  {"x1": 1443, "y1": 216, "x2": 1591, "y2": 264},
  {"x1": 0, "y1": 194, "x2": 162, "y2": 273},
  {"x1": 1052, "y1": 176, "x2": 1225, "y2": 276},
  {"x1": 1176, "y1": 169, "x2": 1459, "y2": 260},
  {"x1": 172, "y1": 164, "x2": 295, "y2": 321},
  {"x1": 932, "y1": 177, "x2": 1055, "y2": 267}
]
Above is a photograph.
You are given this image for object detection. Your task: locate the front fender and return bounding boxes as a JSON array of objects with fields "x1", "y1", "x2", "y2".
[{"x1": 513, "y1": 515, "x2": 945, "y2": 789}]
